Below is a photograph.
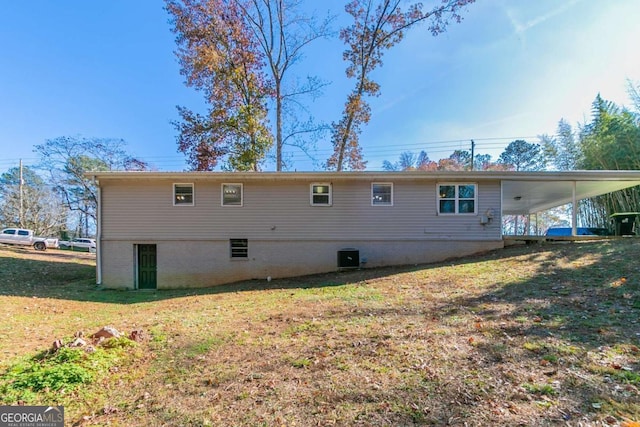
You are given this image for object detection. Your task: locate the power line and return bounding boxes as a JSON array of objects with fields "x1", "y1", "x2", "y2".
[
  {"x1": 277, "y1": 135, "x2": 543, "y2": 161},
  {"x1": 0, "y1": 134, "x2": 549, "y2": 172}
]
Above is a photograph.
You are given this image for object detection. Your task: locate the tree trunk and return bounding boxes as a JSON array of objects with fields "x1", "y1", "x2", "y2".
[{"x1": 276, "y1": 79, "x2": 283, "y2": 171}]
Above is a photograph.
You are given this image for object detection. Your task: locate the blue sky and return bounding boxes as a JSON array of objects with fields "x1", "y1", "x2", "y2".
[{"x1": 1, "y1": 0, "x2": 639, "y2": 172}]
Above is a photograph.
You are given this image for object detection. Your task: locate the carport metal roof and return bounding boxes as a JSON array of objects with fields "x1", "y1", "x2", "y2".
[{"x1": 500, "y1": 171, "x2": 640, "y2": 215}]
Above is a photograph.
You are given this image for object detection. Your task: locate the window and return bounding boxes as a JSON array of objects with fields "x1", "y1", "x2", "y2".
[
  {"x1": 174, "y1": 183, "x2": 194, "y2": 206},
  {"x1": 372, "y1": 183, "x2": 393, "y2": 206},
  {"x1": 17, "y1": 230, "x2": 29, "y2": 236},
  {"x1": 230, "y1": 239, "x2": 248, "y2": 258},
  {"x1": 438, "y1": 183, "x2": 477, "y2": 214},
  {"x1": 222, "y1": 183, "x2": 243, "y2": 206},
  {"x1": 3, "y1": 229, "x2": 16, "y2": 235},
  {"x1": 310, "y1": 183, "x2": 332, "y2": 206}
]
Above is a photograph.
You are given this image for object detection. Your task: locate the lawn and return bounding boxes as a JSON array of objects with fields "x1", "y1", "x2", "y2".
[{"x1": 0, "y1": 241, "x2": 639, "y2": 426}]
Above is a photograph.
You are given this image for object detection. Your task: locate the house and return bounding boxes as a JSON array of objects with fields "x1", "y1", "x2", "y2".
[{"x1": 88, "y1": 170, "x2": 640, "y2": 290}]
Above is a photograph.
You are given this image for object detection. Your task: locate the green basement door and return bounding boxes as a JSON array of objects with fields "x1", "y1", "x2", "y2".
[{"x1": 137, "y1": 244, "x2": 157, "y2": 290}]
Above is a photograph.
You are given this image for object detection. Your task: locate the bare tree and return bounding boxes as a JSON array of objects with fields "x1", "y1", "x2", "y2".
[
  {"x1": 240, "y1": 0, "x2": 333, "y2": 170},
  {"x1": 0, "y1": 166, "x2": 67, "y2": 236},
  {"x1": 382, "y1": 150, "x2": 434, "y2": 170},
  {"x1": 34, "y1": 136, "x2": 148, "y2": 236},
  {"x1": 327, "y1": 0, "x2": 475, "y2": 171}
]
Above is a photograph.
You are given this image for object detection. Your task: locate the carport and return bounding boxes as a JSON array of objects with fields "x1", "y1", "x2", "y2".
[{"x1": 500, "y1": 171, "x2": 640, "y2": 238}]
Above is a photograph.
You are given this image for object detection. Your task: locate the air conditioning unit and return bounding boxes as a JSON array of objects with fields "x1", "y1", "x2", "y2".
[{"x1": 337, "y1": 249, "x2": 359, "y2": 269}]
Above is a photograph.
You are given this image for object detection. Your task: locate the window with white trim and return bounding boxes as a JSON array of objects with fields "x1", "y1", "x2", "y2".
[
  {"x1": 230, "y1": 239, "x2": 248, "y2": 258},
  {"x1": 174, "y1": 183, "x2": 194, "y2": 206},
  {"x1": 371, "y1": 183, "x2": 393, "y2": 206},
  {"x1": 310, "y1": 183, "x2": 332, "y2": 206},
  {"x1": 437, "y1": 183, "x2": 477, "y2": 214},
  {"x1": 222, "y1": 183, "x2": 243, "y2": 206}
]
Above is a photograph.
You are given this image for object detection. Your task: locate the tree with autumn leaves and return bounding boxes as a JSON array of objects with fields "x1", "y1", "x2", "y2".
[
  {"x1": 167, "y1": 0, "x2": 331, "y2": 171},
  {"x1": 167, "y1": 0, "x2": 273, "y2": 171},
  {"x1": 167, "y1": 0, "x2": 475, "y2": 171}
]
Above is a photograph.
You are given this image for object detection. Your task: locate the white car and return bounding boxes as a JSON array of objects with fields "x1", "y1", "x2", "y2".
[
  {"x1": 0, "y1": 228, "x2": 58, "y2": 251},
  {"x1": 59, "y1": 238, "x2": 96, "y2": 252}
]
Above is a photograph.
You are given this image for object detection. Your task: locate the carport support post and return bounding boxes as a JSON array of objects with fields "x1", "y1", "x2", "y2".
[{"x1": 571, "y1": 181, "x2": 577, "y2": 236}]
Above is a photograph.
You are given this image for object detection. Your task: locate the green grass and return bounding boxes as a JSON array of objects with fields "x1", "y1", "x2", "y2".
[
  {"x1": 0, "y1": 240, "x2": 639, "y2": 425},
  {"x1": 522, "y1": 382, "x2": 558, "y2": 396},
  {"x1": 0, "y1": 337, "x2": 138, "y2": 406}
]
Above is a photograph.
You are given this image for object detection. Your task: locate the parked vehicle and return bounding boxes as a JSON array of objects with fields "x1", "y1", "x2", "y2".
[
  {"x1": 0, "y1": 228, "x2": 59, "y2": 251},
  {"x1": 58, "y1": 238, "x2": 96, "y2": 252},
  {"x1": 545, "y1": 227, "x2": 611, "y2": 237}
]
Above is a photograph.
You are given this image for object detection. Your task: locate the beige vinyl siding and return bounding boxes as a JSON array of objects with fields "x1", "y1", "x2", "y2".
[
  {"x1": 101, "y1": 178, "x2": 502, "y2": 242},
  {"x1": 98, "y1": 175, "x2": 503, "y2": 289}
]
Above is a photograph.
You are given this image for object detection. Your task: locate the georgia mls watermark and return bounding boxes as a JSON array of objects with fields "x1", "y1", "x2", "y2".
[{"x1": 0, "y1": 406, "x2": 64, "y2": 427}]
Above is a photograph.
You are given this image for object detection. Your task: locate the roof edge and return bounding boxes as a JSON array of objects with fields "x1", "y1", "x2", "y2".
[{"x1": 85, "y1": 170, "x2": 640, "y2": 182}]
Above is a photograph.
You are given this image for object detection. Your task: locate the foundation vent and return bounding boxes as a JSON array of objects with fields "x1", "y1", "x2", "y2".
[{"x1": 337, "y1": 249, "x2": 359, "y2": 269}]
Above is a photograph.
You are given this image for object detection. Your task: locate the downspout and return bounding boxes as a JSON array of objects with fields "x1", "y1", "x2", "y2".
[
  {"x1": 499, "y1": 181, "x2": 504, "y2": 238},
  {"x1": 571, "y1": 181, "x2": 577, "y2": 236},
  {"x1": 94, "y1": 177, "x2": 102, "y2": 285}
]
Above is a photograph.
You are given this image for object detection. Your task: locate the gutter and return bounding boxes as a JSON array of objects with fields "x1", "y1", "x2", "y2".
[{"x1": 84, "y1": 170, "x2": 640, "y2": 182}]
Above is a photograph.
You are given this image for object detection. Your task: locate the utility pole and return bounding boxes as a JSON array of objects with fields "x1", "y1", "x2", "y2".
[
  {"x1": 19, "y1": 159, "x2": 24, "y2": 227},
  {"x1": 470, "y1": 140, "x2": 475, "y2": 171}
]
